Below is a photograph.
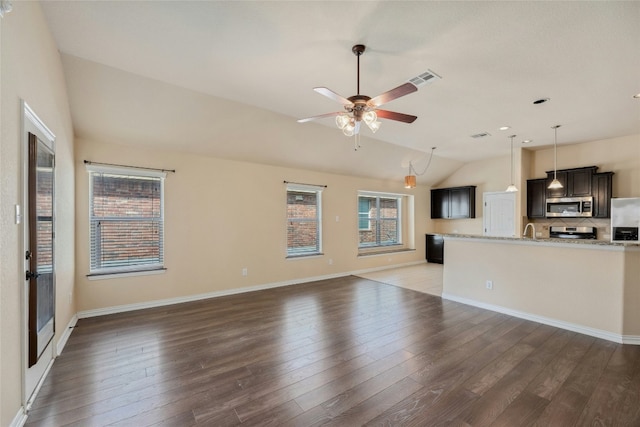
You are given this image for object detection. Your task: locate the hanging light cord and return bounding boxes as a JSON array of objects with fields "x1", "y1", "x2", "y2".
[
  {"x1": 409, "y1": 147, "x2": 436, "y2": 176},
  {"x1": 510, "y1": 135, "x2": 515, "y2": 184},
  {"x1": 553, "y1": 127, "x2": 557, "y2": 179}
]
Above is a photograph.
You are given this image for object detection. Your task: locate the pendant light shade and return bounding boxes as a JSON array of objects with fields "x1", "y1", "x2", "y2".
[
  {"x1": 404, "y1": 174, "x2": 416, "y2": 189},
  {"x1": 548, "y1": 125, "x2": 563, "y2": 189},
  {"x1": 505, "y1": 134, "x2": 518, "y2": 192}
]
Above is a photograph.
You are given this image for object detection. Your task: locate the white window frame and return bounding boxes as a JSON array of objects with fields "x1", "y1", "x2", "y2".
[
  {"x1": 86, "y1": 164, "x2": 166, "y2": 276},
  {"x1": 357, "y1": 191, "x2": 403, "y2": 249},
  {"x1": 286, "y1": 183, "x2": 324, "y2": 258}
]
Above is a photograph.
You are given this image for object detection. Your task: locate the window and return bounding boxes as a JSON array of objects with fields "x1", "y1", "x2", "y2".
[
  {"x1": 87, "y1": 164, "x2": 166, "y2": 275},
  {"x1": 286, "y1": 183, "x2": 323, "y2": 257},
  {"x1": 358, "y1": 193, "x2": 401, "y2": 248},
  {"x1": 358, "y1": 197, "x2": 371, "y2": 230}
]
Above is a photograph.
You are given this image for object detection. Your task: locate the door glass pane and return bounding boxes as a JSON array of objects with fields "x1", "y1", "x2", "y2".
[{"x1": 35, "y1": 142, "x2": 54, "y2": 332}]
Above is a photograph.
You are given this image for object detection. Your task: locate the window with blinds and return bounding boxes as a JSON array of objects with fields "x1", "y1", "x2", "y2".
[
  {"x1": 358, "y1": 193, "x2": 401, "y2": 248},
  {"x1": 87, "y1": 164, "x2": 166, "y2": 275},
  {"x1": 286, "y1": 183, "x2": 323, "y2": 257}
]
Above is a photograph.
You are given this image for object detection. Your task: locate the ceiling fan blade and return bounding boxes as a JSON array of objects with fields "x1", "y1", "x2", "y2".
[
  {"x1": 376, "y1": 109, "x2": 418, "y2": 123},
  {"x1": 313, "y1": 87, "x2": 353, "y2": 106},
  {"x1": 297, "y1": 111, "x2": 341, "y2": 123},
  {"x1": 368, "y1": 82, "x2": 418, "y2": 107}
]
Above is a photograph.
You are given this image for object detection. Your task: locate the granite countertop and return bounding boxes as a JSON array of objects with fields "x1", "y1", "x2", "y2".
[{"x1": 437, "y1": 233, "x2": 639, "y2": 247}]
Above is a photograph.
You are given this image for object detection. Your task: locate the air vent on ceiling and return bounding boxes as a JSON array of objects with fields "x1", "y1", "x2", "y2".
[
  {"x1": 471, "y1": 132, "x2": 491, "y2": 139},
  {"x1": 408, "y1": 69, "x2": 441, "y2": 88}
]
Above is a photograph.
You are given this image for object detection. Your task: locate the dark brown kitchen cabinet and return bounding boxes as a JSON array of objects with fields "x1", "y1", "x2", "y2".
[
  {"x1": 592, "y1": 172, "x2": 614, "y2": 218},
  {"x1": 527, "y1": 178, "x2": 547, "y2": 218},
  {"x1": 426, "y1": 234, "x2": 444, "y2": 264},
  {"x1": 527, "y1": 165, "x2": 614, "y2": 219},
  {"x1": 430, "y1": 188, "x2": 449, "y2": 219},
  {"x1": 545, "y1": 166, "x2": 597, "y2": 198},
  {"x1": 431, "y1": 186, "x2": 476, "y2": 219},
  {"x1": 568, "y1": 168, "x2": 594, "y2": 196}
]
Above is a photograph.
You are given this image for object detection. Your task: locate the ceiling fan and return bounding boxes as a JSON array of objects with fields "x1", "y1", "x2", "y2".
[{"x1": 297, "y1": 44, "x2": 418, "y2": 142}]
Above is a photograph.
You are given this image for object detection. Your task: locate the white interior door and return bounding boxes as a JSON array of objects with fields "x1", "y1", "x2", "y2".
[{"x1": 483, "y1": 191, "x2": 517, "y2": 237}]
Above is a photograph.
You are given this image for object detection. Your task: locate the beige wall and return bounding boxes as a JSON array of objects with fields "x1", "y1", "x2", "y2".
[
  {"x1": 431, "y1": 154, "x2": 514, "y2": 235},
  {"x1": 443, "y1": 238, "x2": 636, "y2": 337},
  {"x1": 623, "y1": 249, "x2": 640, "y2": 336},
  {"x1": 0, "y1": 2, "x2": 75, "y2": 425},
  {"x1": 75, "y1": 138, "x2": 432, "y2": 312}
]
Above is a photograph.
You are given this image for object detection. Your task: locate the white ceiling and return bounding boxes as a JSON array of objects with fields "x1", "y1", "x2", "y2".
[{"x1": 41, "y1": 1, "x2": 640, "y2": 184}]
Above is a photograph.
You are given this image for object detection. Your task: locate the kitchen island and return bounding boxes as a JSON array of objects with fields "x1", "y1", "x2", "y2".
[{"x1": 441, "y1": 235, "x2": 640, "y2": 344}]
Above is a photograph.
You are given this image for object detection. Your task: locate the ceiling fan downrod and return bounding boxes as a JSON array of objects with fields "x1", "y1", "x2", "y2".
[{"x1": 352, "y1": 44, "x2": 365, "y2": 95}]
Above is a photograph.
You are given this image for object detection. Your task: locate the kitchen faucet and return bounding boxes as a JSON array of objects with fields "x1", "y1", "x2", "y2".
[{"x1": 523, "y1": 223, "x2": 536, "y2": 239}]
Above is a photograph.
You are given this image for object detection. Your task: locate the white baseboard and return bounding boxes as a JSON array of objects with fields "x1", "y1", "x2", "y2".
[
  {"x1": 442, "y1": 292, "x2": 640, "y2": 345},
  {"x1": 621, "y1": 335, "x2": 640, "y2": 345},
  {"x1": 77, "y1": 261, "x2": 427, "y2": 319},
  {"x1": 9, "y1": 408, "x2": 27, "y2": 427},
  {"x1": 56, "y1": 314, "x2": 78, "y2": 356}
]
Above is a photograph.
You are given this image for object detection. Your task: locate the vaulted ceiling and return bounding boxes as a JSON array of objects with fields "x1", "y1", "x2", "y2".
[{"x1": 41, "y1": 1, "x2": 640, "y2": 185}]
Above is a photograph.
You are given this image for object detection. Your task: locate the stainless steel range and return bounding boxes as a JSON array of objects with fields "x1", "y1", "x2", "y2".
[{"x1": 549, "y1": 226, "x2": 597, "y2": 240}]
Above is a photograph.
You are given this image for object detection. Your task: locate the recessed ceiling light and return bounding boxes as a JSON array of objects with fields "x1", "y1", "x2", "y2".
[
  {"x1": 533, "y1": 98, "x2": 550, "y2": 105},
  {"x1": 499, "y1": 126, "x2": 511, "y2": 131},
  {"x1": 522, "y1": 139, "x2": 532, "y2": 144}
]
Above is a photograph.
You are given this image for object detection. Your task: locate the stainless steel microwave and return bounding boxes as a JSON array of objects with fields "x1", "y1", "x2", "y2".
[{"x1": 546, "y1": 196, "x2": 593, "y2": 218}]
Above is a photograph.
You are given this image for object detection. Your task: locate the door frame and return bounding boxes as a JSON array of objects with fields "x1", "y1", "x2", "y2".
[{"x1": 21, "y1": 100, "x2": 57, "y2": 408}]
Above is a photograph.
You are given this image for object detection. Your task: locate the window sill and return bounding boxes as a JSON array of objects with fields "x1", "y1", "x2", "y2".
[
  {"x1": 357, "y1": 248, "x2": 415, "y2": 258},
  {"x1": 87, "y1": 268, "x2": 167, "y2": 281},
  {"x1": 286, "y1": 253, "x2": 324, "y2": 260}
]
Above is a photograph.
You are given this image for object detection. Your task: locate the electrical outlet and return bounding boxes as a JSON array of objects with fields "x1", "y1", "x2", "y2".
[
  {"x1": 242, "y1": 268, "x2": 248, "y2": 276},
  {"x1": 486, "y1": 280, "x2": 493, "y2": 290},
  {"x1": 328, "y1": 259, "x2": 333, "y2": 265}
]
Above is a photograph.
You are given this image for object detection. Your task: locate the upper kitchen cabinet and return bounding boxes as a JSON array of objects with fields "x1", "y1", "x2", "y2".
[
  {"x1": 527, "y1": 178, "x2": 547, "y2": 218},
  {"x1": 546, "y1": 166, "x2": 597, "y2": 198},
  {"x1": 431, "y1": 186, "x2": 476, "y2": 219},
  {"x1": 592, "y1": 172, "x2": 614, "y2": 218}
]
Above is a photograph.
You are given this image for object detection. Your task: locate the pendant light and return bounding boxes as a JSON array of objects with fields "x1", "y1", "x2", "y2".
[
  {"x1": 548, "y1": 125, "x2": 563, "y2": 189},
  {"x1": 505, "y1": 134, "x2": 518, "y2": 192},
  {"x1": 404, "y1": 147, "x2": 436, "y2": 188}
]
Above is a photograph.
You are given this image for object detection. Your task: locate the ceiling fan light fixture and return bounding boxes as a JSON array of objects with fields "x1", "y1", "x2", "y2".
[
  {"x1": 336, "y1": 114, "x2": 350, "y2": 130},
  {"x1": 366, "y1": 120, "x2": 381, "y2": 133},
  {"x1": 343, "y1": 119, "x2": 356, "y2": 136},
  {"x1": 363, "y1": 110, "x2": 377, "y2": 124},
  {"x1": 298, "y1": 44, "x2": 419, "y2": 143}
]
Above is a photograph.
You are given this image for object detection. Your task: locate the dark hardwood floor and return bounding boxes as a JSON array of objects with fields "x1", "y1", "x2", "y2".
[{"x1": 25, "y1": 276, "x2": 640, "y2": 426}]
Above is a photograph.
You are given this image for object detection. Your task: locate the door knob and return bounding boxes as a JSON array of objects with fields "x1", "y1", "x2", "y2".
[{"x1": 26, "y1": 270, "x2": 40, "y2": 280}]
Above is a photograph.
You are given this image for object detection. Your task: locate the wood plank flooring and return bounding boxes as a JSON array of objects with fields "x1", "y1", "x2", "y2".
[{"x1": 25, "y1": 275, "x2": 640, "y2": 426}]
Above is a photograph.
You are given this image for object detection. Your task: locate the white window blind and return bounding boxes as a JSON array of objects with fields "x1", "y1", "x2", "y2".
[
  {"x1": 87, "y1": 164, "x2": 166, "y2": 275},
  {"x1": 286, "y1": 183, "x2": 323, "y2": 257}
]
